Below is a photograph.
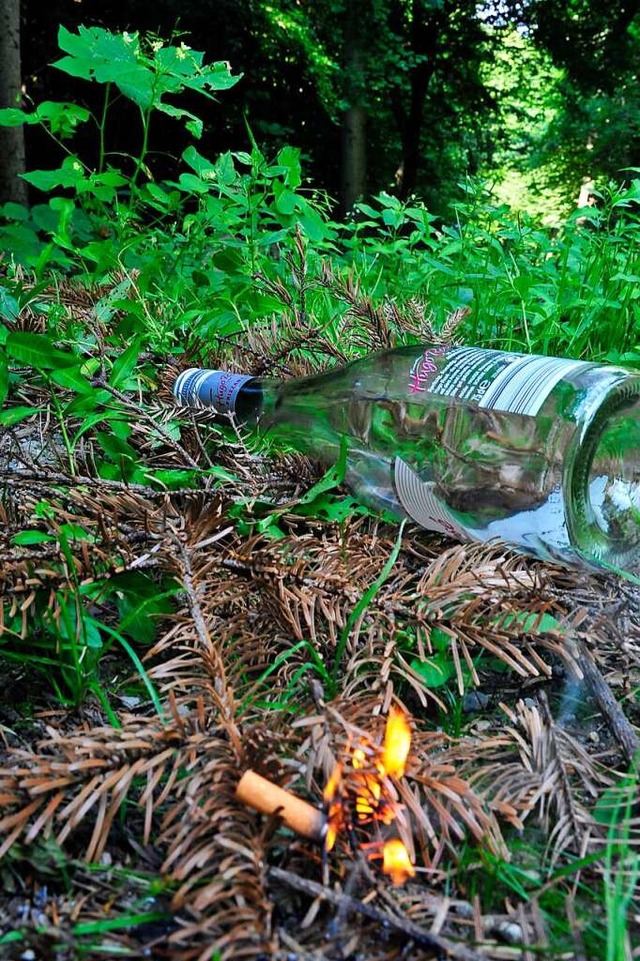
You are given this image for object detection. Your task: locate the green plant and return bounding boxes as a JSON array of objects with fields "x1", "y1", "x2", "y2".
[
  {"x1": 595, "y1": 770, "x2": 640, "y2": 961},
  {"x1": 1, "y1": 22, "x2": 640, "y2": 961}
]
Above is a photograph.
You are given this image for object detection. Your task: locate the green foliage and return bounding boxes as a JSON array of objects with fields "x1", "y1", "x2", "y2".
[
  {"x1": 525, "y1": 0, "x2": 639, "y2": 94},
  {"x1": 599, "y1": 770, "x2": 640, "y2": 961},
  {"x1": 0, "y1": 11, "x2": 637, "y2": 743},
  {"x1": 0, "y1": 510, "x2": 174, "y2": 707},
  {"x1": 0, "y1": 25, "x2": 241, "y2": 273},
  {"x1": 0, "y1": 23, "x2": 639, "y2": 958},
  {"x1": 331, "y1": 519, "x2": 406, "y2": 692},
  {"x1": 0, "y1": 37, "x2": 638, "y2": 714},
  {"x1": 409, "y1": 626, "x2": 459, "y2": 690},
  {"x1": 343, "y1": 184, "x2": 640, "y2": 363}
]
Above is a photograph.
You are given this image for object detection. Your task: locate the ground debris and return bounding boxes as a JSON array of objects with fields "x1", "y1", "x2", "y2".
[{"x1": 1, "y1": 279, "x2": 639, "y2": 959}]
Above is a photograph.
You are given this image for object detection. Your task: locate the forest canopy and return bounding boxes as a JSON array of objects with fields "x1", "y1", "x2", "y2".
[{"x1": 4, "y1": 0, "x2": 640, "y2": 220}]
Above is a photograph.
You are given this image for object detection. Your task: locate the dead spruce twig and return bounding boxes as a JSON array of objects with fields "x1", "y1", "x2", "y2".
[{"x1": 269, "y1": 865, "x2": 489, "y2": 961}]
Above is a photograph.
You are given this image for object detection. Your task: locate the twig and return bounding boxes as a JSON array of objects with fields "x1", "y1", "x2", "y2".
[
  {"x1": 0, "y1": 467, "x2": 165, "y2": 498},
  {"x1": 92, "y1": 378, "x2": 202, "y2": 469},
  {"x1": 268, "y1": 865, "x2": 489, "y2": 961},
  {"x1": 277, "y1": 929, "x2": 323, "y2": 961},
  {"x1": 576, "y1": 639, "x2": 640, "y2": 764},
  {"x1": 171, "y1": 535, "x2": 243, "y2": 754}
]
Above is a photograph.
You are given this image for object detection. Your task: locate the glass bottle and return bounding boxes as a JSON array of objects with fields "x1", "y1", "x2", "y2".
[{"x1": 173, "y1": 344, "x2": 640, "y2": 573}]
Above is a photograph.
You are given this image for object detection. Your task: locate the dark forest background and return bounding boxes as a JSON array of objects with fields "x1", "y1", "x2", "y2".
[{"x1": 10, "y1": 0, "x2": 640, "y2": 221}]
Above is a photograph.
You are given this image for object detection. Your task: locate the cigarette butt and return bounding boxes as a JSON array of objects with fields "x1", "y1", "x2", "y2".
[{"x1": 235, "y1": 769, "x2": 325, "y2": 841}]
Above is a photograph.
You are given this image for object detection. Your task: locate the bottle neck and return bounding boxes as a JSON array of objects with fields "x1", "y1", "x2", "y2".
[{"x1": 173, "y1": 369, "x2": 257, "y2": 415}]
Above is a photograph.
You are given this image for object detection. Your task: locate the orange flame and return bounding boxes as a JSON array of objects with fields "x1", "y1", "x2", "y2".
[
  {"x1": 323, "y1": 762, "x2": 343, "y2": 805},
  {"x1": 322, "y1": 708, "x2": 415, "y2": 882},
  {"x1": 380, "y1": 706, "x2": 411, "y2": 778},
  {"x1": 352, "y1": 747, "x2": 367, "y2": 770},
  {"x1": 323, "y1": 762, "x2": 343, "y2": 852},
  {"x1": 382, "y1": 838, "x2": 415, "y2": 886},
  {"x1": 355, "y1": 773, "x2": 381, "y2": 820}
]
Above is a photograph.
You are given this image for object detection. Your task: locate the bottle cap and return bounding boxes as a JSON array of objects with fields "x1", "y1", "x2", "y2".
[{"x1": 173, "y1": 368, "x2": 254, "y2": 414}]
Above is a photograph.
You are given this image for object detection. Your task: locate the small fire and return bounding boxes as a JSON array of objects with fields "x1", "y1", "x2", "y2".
[
  {"x1": 323, "y1": 761, "x2": 344, "y2": 852},
  {"x1": 382, "y1": 838, "x2": 416, "y2": 886},
  {"x1": 323, "y1": 705, "x2": 415, "y2": 886},
  {"x1": 380, "y1": 705, "x2": 412, "y2": 779}
]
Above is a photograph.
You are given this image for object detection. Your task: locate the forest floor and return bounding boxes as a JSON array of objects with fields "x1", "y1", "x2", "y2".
[{"x1": 0, "y1": 285, "x2": 639, "y2": 961}]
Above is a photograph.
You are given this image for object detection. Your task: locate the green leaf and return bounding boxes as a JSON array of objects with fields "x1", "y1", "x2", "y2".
[
  {"x1": 430, "y1": 626, "x2": 452, "y2": 651},
  {"x1": 0, "y1": 353, "x2": 7, "y2": 407},
  {"x1": 50, "y1": 364, "x2": 93, "y2": 393},
  {"x1": 274, "y1": 185, "x2": 298, "y2": 216},
  {"x1": 6, "y1": 331, "x2": 78, "y2": 370},
  {"x1": 65, "y1": 388, "x2": 113, "y2": 416},
  {"x1": 60, "y1": 523, "x2": 95, "y2": 542},
  {"x1": 185, "y1": 117, "x2": 204, "y2": 139},
  {"x1": 0, "y1": 932, "x2": 23, "y2": 946},
  {"x1": 95, "y1": 429, "x2": 147, "y2": 483},
  {"x1": 54, "y1": 26, "x2": 154, "y2": 109},
  {"x1": 109, "y1": 339, "x2": 141, "y2": 389},
  {"x1": 0, "y1": 405, "x2": 39, "y2": 426},
  {"x1": 593, "y1": 781, "x2": 637, "y2": 826},
  {"x1": 178, "y1": 172, "x2": 211, "y2": 195},
  {"x1": 216, "y1": 151, "x2": 238, "y2": 185},
  {"x1": 22, "y1": 156, "x2": 86, "y2": 192},
  {"x1": 298, "y1": 452, "x2": 347, "y2": 505},
  {"x1": 498, "y1": 611, "x2": 565, "y2": 634},
  {"x1": 11, "y1": 530, "x2": 57, "y2": 546},
  {"x1": 0, "y1": 108, "x2": 30, "y2": 127},
  {"x1": 70, "y1": 411, "x2": 114, "y2": 447},
  {"x1": 295, "y1": 493, "x2": 365, "y2": 523},
  {"x1": 73, "y1": 912, "x2": 171, "y2": 937},
  {"x1": 82, "y1": 619, "x2": 104, "y2": 650},
  {"x1": 78, "y1": 170, "x2": 127, "y2": 202},
  {"x1": 53, "y1": 27, "x2": 239, "y2": 115},
  {"x1": 145, "y1": 468, "x2": 202, "y2": 489},
  {"x1": 0, "y1": 202, "x2": 29, "y2": 223},
  {"x1": 182, "y1": 145, "x2": 217, "y2": 177},
  {"x1": 410, "y1": 656, "x2": 455, "y2": 688},
  {"x1": 141, "y1": 181, "x2": 177, "y2": 211},
  {"x1": 0, "y1": 286, "x2": 20, "y2": 322},
  {"x1": 35, "y1": 101, "x2": 91, "y2": 137},
  {"x1": 116, "y1": 583, "x2": 176, "y2": 645},
  {"x1": 156, "y1": 102, "x2": 203, "y2": 139},
  {"x1": 277, "y1": 145, "x2": 302, "y2": 188}
]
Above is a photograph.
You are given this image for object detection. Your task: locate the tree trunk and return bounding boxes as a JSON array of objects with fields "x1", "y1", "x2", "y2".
[
  {"x1": 341, "y1": 100, "x2": 366, "y2": 213},
  {"x1": 0, "y1": 0, "x2": 27, "y2": 206},
  {"x1": 389, "y1": 0, "x2": 440, "y2": 200},
  {"x1": 340, "y1": 11, "x2": 366, "y2": 213}
]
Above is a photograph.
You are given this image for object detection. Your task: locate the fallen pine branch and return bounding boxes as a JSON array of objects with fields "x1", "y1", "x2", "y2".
[
  {"x1": 576, "y1": 639, "x2": 640, "y2": 765},
  {"x1": 268, "y1": 865, "x2": 489, "y2": 961}
]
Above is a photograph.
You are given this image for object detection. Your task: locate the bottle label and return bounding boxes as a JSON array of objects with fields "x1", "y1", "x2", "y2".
[
  {"x1": 173, "y1": 368, "x2": 254, "y2": 414},
  {"x1": 409, "y1": 346, "x2": 586, "y2": 416},
  {"x1": 396, "y1": 346, "x2": 590, "y2": 537},
  {"x1": 394, "y1": 457, "x2": 471, "y2": 539}
]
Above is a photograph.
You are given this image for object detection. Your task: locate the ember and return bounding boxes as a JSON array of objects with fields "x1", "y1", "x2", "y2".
[
  {"x1": 323, "y1": 761, "x2": 344, "y2": 851},
  {"x1": 381, "y1": 705, "x2": 412, "y2": 778},
  {"x1": 382, "y1": 838, "x2": 416, "y2": 886},
  {"x1": 324, "y1": 704, "x2": 416, "y2": 885}
]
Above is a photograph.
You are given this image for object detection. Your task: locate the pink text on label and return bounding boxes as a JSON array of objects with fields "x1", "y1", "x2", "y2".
[{"x1": 408, "y1": 346, "x2": 447, "y2": 393}]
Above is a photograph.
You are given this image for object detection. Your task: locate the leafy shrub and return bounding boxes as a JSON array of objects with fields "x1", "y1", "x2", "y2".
[{"x1": 1, "y1": 24, "x2": 640, "y2": 706}]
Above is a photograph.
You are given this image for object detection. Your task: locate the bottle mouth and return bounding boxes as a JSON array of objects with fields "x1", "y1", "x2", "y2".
[{"x1": 570, "y1": 380, "x2": 640, "y2": 571}]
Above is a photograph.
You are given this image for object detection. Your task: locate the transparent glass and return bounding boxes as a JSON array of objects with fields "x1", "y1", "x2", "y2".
[{"x1": 176, "y1": 346, "x2": 640, "y2": 573}]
